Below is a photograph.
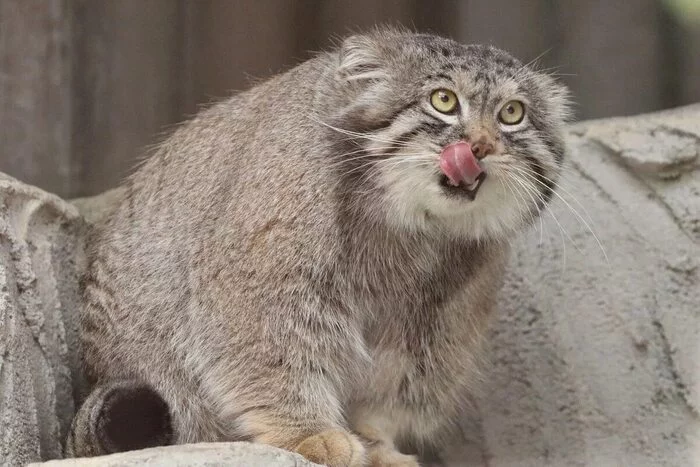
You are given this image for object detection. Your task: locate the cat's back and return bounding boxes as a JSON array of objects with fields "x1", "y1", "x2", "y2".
[
  {"x1": 81, "y1": 54, "x2": 340, "y2": 379},
  {"x1": 94, "y1": 54, "x2": 335, "y2": 284}
]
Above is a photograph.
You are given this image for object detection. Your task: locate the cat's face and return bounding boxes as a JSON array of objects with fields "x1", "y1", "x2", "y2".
[{"x1": 328, "y1": 30, "x2": 571, "y2": 241}]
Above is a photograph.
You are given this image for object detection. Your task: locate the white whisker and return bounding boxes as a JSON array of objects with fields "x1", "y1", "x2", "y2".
[
  {"x1": 508, "y1": 171, "x2": 582, "y2": 265},
  {"x1": 510, "y1": 165, "x2": 608, "y2": 263},
  {"x1": 498, "y1": 172, "x2": 530, "y2": 227},
  {"x1": 308, "y1": 115, "x2": 403, "y2": 146}
]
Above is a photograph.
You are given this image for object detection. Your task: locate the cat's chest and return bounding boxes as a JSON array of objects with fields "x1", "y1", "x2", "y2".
[
  {"x1": 350, "y1": 271, "x2": 490, "y2": 405},
  {"x1": 356, "y1": 298, "x2": 457, "y2": 398},
  {"x1": 341, "y1": 238, "x2": 492, "y2": 400},
  {"x1": 352, "y1": 332, "x2": 464, "y2": 428}
]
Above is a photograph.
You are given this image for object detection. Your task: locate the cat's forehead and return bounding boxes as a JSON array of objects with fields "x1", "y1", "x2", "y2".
[
  {"x1": 407, "y1": 36, "x2": 526, "y2": 90},
  {"x1": 412, "y1": 35, "x2": 520, "y2": 67}
]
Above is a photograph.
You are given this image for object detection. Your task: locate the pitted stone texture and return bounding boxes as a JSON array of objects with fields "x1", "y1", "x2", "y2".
[
  {"x1": 578, "y1": 105, "x2": 700, "y2": 179},
  {"x1": 31, "y1": 442, "x2": 320, "y2": 467},
  {"x1": 0, "y1": 173, "x2": 87, "y2": 466},
  {"x1": 2, "y1": 105, "x2": 700, "y2": 466}
]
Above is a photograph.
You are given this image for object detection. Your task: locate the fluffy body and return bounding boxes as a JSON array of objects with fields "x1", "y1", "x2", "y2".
[{"x1": 69, "y1": 28, "x2": 569, "y2": 465}]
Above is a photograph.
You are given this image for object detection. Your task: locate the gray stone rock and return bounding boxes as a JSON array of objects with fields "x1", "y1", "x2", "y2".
[
  {"x1": 1, "y1": 105, "x2": 699, "y2": 466},
  {"x1": 582, "y1": 108, "x2": 700, "y2": 178},
  {"x1": 0, "y1": 173, "x2": 87, "y2": 465},
  {"x1": 31, "y1": 442, "x2": 319, "y2": 467}
]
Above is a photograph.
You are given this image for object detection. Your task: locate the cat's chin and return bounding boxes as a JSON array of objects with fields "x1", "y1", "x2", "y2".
[
  {"x1": 438, "y1": 172, "x2": 487, "y2": 201},
  {"x1": 381, "y1": 174, "x2": 531, "y2": 241}
]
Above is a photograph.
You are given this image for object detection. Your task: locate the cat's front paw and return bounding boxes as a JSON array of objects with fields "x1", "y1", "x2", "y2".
[
  {"x1": 295, "y1": 428, "x2": 366, "y2": 467},
  {"x1": 367, "y1": 445, "x2": 420, "y2": 467}
]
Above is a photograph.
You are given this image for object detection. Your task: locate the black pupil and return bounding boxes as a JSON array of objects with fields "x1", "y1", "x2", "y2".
[
  {"x1": 507, "y1": 105, "x2": 515, "y2": 114},
  {"x1": 440, "y1": 93, "x2": 450, "y2": 103}
]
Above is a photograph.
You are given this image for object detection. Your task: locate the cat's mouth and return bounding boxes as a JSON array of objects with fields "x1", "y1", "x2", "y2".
[{"x1": 439, "y1": 172, "x2": 487, "y2": 200}]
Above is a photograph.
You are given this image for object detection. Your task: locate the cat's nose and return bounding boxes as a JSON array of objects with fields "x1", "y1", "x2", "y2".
[{"x1": 470, "y1": 140, "x2": 495, "y2": 160}]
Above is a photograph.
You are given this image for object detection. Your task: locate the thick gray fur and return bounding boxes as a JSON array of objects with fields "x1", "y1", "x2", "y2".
[{"x1": 68, "y1": 27, "x2": 570, "y2": 465}]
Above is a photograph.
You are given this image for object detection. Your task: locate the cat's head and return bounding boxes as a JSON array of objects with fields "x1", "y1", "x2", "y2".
[{"x1": 325, "y1": 28, "x2": 571, "y2": 241}]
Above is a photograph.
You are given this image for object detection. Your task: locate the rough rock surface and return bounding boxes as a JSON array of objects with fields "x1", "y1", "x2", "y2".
[
  {"x1": 0, "y1": 173, "x2": 87, "y2": 465},
  {"x1": 31, "y1": 442, "x2": 319, "y2": 467},
  {"x1": 1, "y1": 105, "x2": 699, "y2": 466}
]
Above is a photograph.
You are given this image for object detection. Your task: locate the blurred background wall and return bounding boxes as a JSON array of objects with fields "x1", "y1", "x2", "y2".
[{"x1": 1, "y1": 0, "x2": 699, "y2": 198}]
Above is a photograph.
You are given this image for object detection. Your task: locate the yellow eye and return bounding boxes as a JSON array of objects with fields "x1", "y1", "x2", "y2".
[
  {"x1": 430, "y1": 89, "x2": 459, "y2": 114},
  {"x1": 498, "y1": 100, "x2": 525, "y2": 125}
]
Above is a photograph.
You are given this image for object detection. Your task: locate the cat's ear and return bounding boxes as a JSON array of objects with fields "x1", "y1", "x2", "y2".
[{"x1": 337, "y1": 34, "x2": 387, "y2": 82}]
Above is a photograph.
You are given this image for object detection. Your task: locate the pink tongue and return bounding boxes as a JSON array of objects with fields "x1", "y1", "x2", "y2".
[{"x1": 439, "y1": 142, "x2": 483, "y2": 186}]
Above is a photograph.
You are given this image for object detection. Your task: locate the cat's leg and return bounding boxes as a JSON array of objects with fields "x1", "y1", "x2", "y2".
[
  {"x1": 294, "y1": 429, "x2": 366, "y2": 467},
  {"x1": 227, "y1": 386, "x2": 366, "y2": 467},
  {"x1": 217, "y1": 369, "x2": 366, "y2": 467},
  {"x1": 204, "y1": 337, "x2": 367, "y2": 466},
  {"x1": 65, "y1": 379, "x2": 172, "y2": 458},
  {"x1": 349, "y1": 407, "x2": 419, "y2": 467}
]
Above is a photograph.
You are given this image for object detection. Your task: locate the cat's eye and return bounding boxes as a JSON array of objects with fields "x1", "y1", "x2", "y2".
[
  {"x1": 430, "y1": 89, "x2": 459, "y2": 114},
  {"x1": 498, "y1": 100, "x2": 525, "y2": 125}
]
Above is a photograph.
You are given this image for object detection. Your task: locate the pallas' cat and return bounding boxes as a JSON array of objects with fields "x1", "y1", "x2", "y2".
[{"x1": 67, "y1": 28, "x2": 570, "y2": 466}]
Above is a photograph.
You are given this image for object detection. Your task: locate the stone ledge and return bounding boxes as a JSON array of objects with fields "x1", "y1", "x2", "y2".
[{"x1": 31, "y1": 442, "x2": 319, "y2": 467}]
